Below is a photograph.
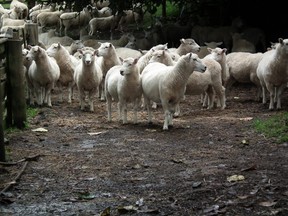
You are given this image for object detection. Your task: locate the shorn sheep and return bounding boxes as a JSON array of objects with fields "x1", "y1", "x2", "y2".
[
  {"x1": 26, "y1": 45, "x2": 60, "y2": 107},
  {"x1": 96, "y1": 42, "x2": 122, "y2": 100},
  {"x1": 256, "y1": 38, "x2": 288, "y2": 110},
  {"x1": 74, "y1": 49, "x2": 103, "y2": 112},
  {"x1": 225, "y1": 52, "x2": 263, "y2": 101},
  {"x1": 141, "y1": 53, "x2": 207, "y2": 130},
  {"x1": 105, "y1": 57, "x2": 142, "y2": 124},
  {"x1": 60, "y1": 6, "x2": 92, "y2": 36},
  {"x1": 46, "y1": 42, "x2": 79, "y2": 103}
]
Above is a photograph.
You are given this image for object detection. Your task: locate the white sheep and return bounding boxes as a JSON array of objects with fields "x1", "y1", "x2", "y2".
[
  {"x1": 148, "y1": 49, "x2": 176, "y2": 66},
  {"x1": 26, "y1": 45, "x2": 60, "y2": 107},
  {"x1": 46, "y1": 42, "x2": 79, "y2": 103},
  {"x1": 256, "y1": 38, "x2": 288, "y2": 110},
  {"x1": 231, "y1": 32, "x2": 256, "y2": 53},
  {"x1": 197, "y1": 41, "x2": 223, "y2": 59},
  {"x1": 60, "y1": 6, "x2": 92, "y2": 36},
  {"x1": 1, "y1": 12, "x2": 26, "y2": 28},
  {"x1": 225, "y1": 51, "x2": 263, "y2": 101},
  {"x1": 74, "y1": 49, "x2": 103, "y2": 112},
  {"x1": 96, "y1": 32, "x2": 135, "y2": 47},
  {"x1": 96, "y1": 42, "x2": 122, "y2": 100},
  {"x1": 93, "y1": 6, "x2": 112, "y2": 18},
  {"x1": 117, "y1": 10, "x2": 143, "y2": 32},
  {"x1": 37, "y1": 10, "x2": 63, "y2": 32},
  {"x1": 137, "y1": 43, "x2": 168, "y2": 73},
  {"x1": 185, "y1": 57, "x2": 225, "y2": 110},
  {"x1": 88, "y1": 15, "x2": 120, "y2": 39},
  {"x1": 115, "y1": 47, "x2": 145, "y2": 59},
  {"x1": 168, "y1": 38, "x2": 201, "y2": 60},
  {"x1": 65, "y1": 40, "x2": 85, "y2": 55},
  {"x1": 9, "y1": 0, "x2": 28, "y2": 19},
  {"x1": 105, "y1": 57, "x2": 142, "y2": 124},
  {"x1": 29, "y1": 4, "x2": 56, "y2": 23},
  {"x1": 141, "y1": 52, "x2": 207, "y2": 130}
]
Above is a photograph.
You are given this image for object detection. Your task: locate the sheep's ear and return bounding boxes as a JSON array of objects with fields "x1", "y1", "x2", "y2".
[
  {"x1": 207, "y1": 47, "x2": 213, "y2": 53},
  {"x1": 222, "y1": 48, "x2": 227, "y2": 53},
  {"x1": 164, "y1": 43, "x2": 168, "y2": 48},
  {"x1": 27, "y1": 45, "x2": 32, "y2": 50},
  {"x1": 119, "y1": 57, "x2": 123, "y2": 62},
  {"x1": 216, "y1": 42, "x2": 223, "y2": 46},
  {"x1": 133, "y1": 58, "x2": 138, "y2": 64},
  {"x1": 180, "y1": 38, "x2": 185, "y2": 44},
  {"x1": 109, "y1": 43, "x2": 112, "y2": 48},
  {"x1": 278, "y1": 38, "x2": 284, "y2": 44},
  {"x1": 57, "y1": 42, "x2": 61, "y2": 47},
  {"x1": 78, "y1": 49, "x2": 83, "y2": 54}
]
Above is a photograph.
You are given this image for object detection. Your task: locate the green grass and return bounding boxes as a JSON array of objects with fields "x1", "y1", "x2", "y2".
[{"x1": 253, "y1": 112, "x2": 288, "y2": 143}]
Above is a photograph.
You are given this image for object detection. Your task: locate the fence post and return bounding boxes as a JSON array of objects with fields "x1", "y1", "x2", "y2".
[
  {"x1": 0, "y1": 74, "x2": 5, "y2": 162},
  {"x1": 6, "y1": 39, "x2": 27, "y2": 129}
]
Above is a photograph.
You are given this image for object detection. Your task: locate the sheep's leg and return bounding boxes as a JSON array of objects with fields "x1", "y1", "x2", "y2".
[
  {"x1": 36, "y1": 87, "x2": 42, "y2": 106},
  {"x1": 106, "y1": 94, "x2": 113, "y2": 122},
  {"x1": 67, "y1": 82, "x2": 74, "y2": 103},
  {"x1": 122, "y1": 102, "x2": 128, "y2": 124},
  {"x1": 163, "y1": 110, "x2": 170, "y2": 130},
  {"x1": 214, "y1": 86, "x2": 226, "y2": 110},
  {"x1": 261, "y1": 85, "x2": 267, "y2": 104},
  {"x1": 266, "y1": 83, "x2": 275, "y2": 110},
  {"x1": 276, "y1": 84, "x2": 286, "y2": 110},
  {"x1": 88, "y1": 90, "x2": 95, "y2": 112},
  {"x1": 133, "y1": 100, "x2": 138, "y2": 124},
  {"x1": 79, "y1": 90, "x2": 85, "y2": 110},
  {"x1": 144, "y1": 96, "x2": 152, "y2": 123},
  {"x1": 206, "y1": 86, "x2": 214, "y2": 109},
  {"x1": 152, "y1": 102, "x2": 157, "y2": 109},
  {"x1": 174, "y1": 103, "x2": 180, "y2": 117},
  {"x1": 100, "y1": 80, "x2": 106, "y2": 101},
  {"x1": 57, "y1": 83, "x2": 63, "y2": 103}
]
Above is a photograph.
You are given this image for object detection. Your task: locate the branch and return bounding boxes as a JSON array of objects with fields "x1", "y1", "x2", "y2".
[
  {"x1": 0, "y1": 154, "x2": 43, "y2": 166},
  {"x1": 0, "y1": 161, "x2": 28, "y2": 195}
]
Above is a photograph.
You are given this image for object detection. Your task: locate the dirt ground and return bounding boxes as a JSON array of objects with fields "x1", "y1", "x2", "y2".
[{"x1": 0, "y1": 83, "x2": 288, "y2": 216}]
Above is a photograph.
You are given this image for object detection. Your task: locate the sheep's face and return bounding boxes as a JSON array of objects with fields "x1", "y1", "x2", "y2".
[
  {"x1": 149, "y1": 50, "x2": 171, "y2": 64},
  {"x1": 46, "y1": 43, "x2": 60, "y2": 57},
  {"x1": 119, "y1": 57, "x2": 138, "y2": 76},
  {"x1": 209, "y1": 48, "x2": 226, "y2": 62},
  {"x1": 96, "y1": 42, "x2": 113, "y2": 57},
  {"x1": 185, "y1": 53, "x2": 206, "y2": 73},
  {"x1": 278, "y1": 38, "x2": 288, "y2": 54},
  {"x1": 181, "y1": 38, "x2": 200, "y2": 53},
  {"x1": 82, "y1": 51, "x2": 95, "y2": 65},
  {"x1": 26, "y1": 45, "x2": 43, "y2": 61}
]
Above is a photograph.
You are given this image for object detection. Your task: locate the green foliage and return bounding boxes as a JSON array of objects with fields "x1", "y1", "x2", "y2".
[
  {"x1": 253, "y1": 112, "x2": 288, "y2": 143},
  {"x1": 24, "y1": 107, "x2": 38, "y2": 128}
]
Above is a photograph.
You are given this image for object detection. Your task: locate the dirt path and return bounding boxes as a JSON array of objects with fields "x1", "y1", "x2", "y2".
[{"x1": 1, "y1": 84, "x2": 288, "y2": 215}]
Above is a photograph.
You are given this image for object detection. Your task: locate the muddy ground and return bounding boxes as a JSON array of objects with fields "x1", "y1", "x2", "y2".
[{"x1": 0, "y1": 83, "x2": 288, "y2": 216}]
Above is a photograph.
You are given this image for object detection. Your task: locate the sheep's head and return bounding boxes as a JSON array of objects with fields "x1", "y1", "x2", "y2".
[
  {"x1": 207, "y1": 47, "x2": 227, "y2": 62},
  {"x1": 46, "y1": 43, "x2": 61, "y2": 57},
  {"x1": 96, "y1": 42, "x2": 114, "y2": 57},
  {"x1": 119, "y1": 57, "x2": 138, "y2": 76},
  {"x1": 80, "y1": 50, "x2": 96, "y2": 65},
  {"x1": 26, "y1": 45, "x2": 43, "y2": 61},
  {"x1": 185, "y1": 53, "x2": 206, "y2": 73}
]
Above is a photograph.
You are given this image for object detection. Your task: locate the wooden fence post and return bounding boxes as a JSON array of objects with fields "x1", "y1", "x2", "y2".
[
  {"x1": 0, "y1": 72, "x2": 5, "y2": 162},
  {"x1": 6, "y1": 39, "x2": 27, "y2": 129}
]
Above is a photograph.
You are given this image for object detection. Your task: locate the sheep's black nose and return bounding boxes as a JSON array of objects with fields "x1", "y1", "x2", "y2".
[{"x1": 120, "y1": 70, "x2": 124, "y2": 75}]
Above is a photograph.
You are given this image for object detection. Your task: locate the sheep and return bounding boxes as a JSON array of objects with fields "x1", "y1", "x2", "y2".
[
  {"x1": 231, "y1": 32, "x2": 256, "y2": 53},
  {"x1": 47, "y1": 34, "x2": 74, "y2": 46},
  {"x1": 88, "y1": 15, "x2": 120, "y2": 39},
  {"x1": 168, "y1": 38, "x2": 201, "y2": 61},
  {"x1": 96, "y1": 32, "x2": 136, "y2": 47},
  {"x1": 197, "y1": 41, "x2": 223, "y2": 59},
  {"x1": 256, "y1": 38, "x2": 288, "y2": 110},
  {"x1": 29, "y1": 4, "x2": 56, "y2": 23},
  {"x1": 225, "y1": 52, "x2": 264, "y2": 101},
  {"x1": 60, "y1": 6, "x2": 92, "y2": 36},
  {"x1": 115, "y1": 47, "x2": 145, "y2": 59},
  {"x1": 36, "y1": 10, "x2": 63, "y2": 32},
  {"x1": 9, "y1": 0, "x2": 28, "y2": 19},
  {"x1": 117, "y1": 10, "x2": 143, "y2": 32},
  {"x1": 96, "y1": 42, "x2": 122, "y2": 100},
  {"x1": 65, "y1": 40, "x2": 85, "y2": 55},
  {"x1": 22, "y1": 48, "x2": 34, "y2": 103},
  {"x1": 105, "y1": 57, "x2": 142, "y2": 124},
  {"x1": 26, "y1": 45, "x2": 60, "y2": 107},
  {"x1": 169, "y1": 38, "x2": 201, "y2": 56},
  {"x1": 141, "y1": 52, "x2": 207, "y2": 130},
  {"x1": 1, "y1": 12, "x2": 26, "y2": 28},
  {"x1": 94, "y1": 0, "x2": 110, "y2": 9},
  {"x1": 93, "y1": 6, "x2": 112, "y2": 18},
  {"x1": 29, "y1": 2, "x2": 52, "y2": 14},
  {"x1": 185, "y1": 58, "x2": 225, "y2": 110},
  {"x1": 149, "y1": 49, "x2": 176, "y2": 66},
  {"x1": 46, "y1": 42, "x2": 79, "y2": 103},
  {"x1": 137, "y1": 43, "x2": 168, "y2": 73},
  {"x1": 74, "y1": 49, "x2": 103, "y2": 112},
  {"x1": 132, "y1": 29, "x2": 156, "y2": 51}
]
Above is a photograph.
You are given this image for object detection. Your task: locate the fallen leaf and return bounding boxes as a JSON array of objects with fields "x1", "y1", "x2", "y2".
[
  {"x1": 118, "y1": 205, "x2": 138, "y2": 214},
  {"x1": 32, "y1": 127, "x2": 48, "y2": 132},
  {"x1": 87, "y1": 131, "x2": 106, "y2": 136},
  {"x1": 259, "y1": 200, "x2": 277, "y2": 207},
  {"x1": 227, "y1": 175, "x2": 245, "y2": 182},
  {"x1": 192, "y1": 181, "x2": 202, "y2": 188}
]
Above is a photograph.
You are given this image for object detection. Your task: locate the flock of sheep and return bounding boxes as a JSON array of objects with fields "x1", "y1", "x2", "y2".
[{"x1": 1, "y1": 0, "x2": 288, "y2": 130}]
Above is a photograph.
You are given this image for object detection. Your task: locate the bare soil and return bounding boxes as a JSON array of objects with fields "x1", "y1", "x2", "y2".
[{"x1": 1, "y1": 83, "x2": 288, "y2": 216}]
